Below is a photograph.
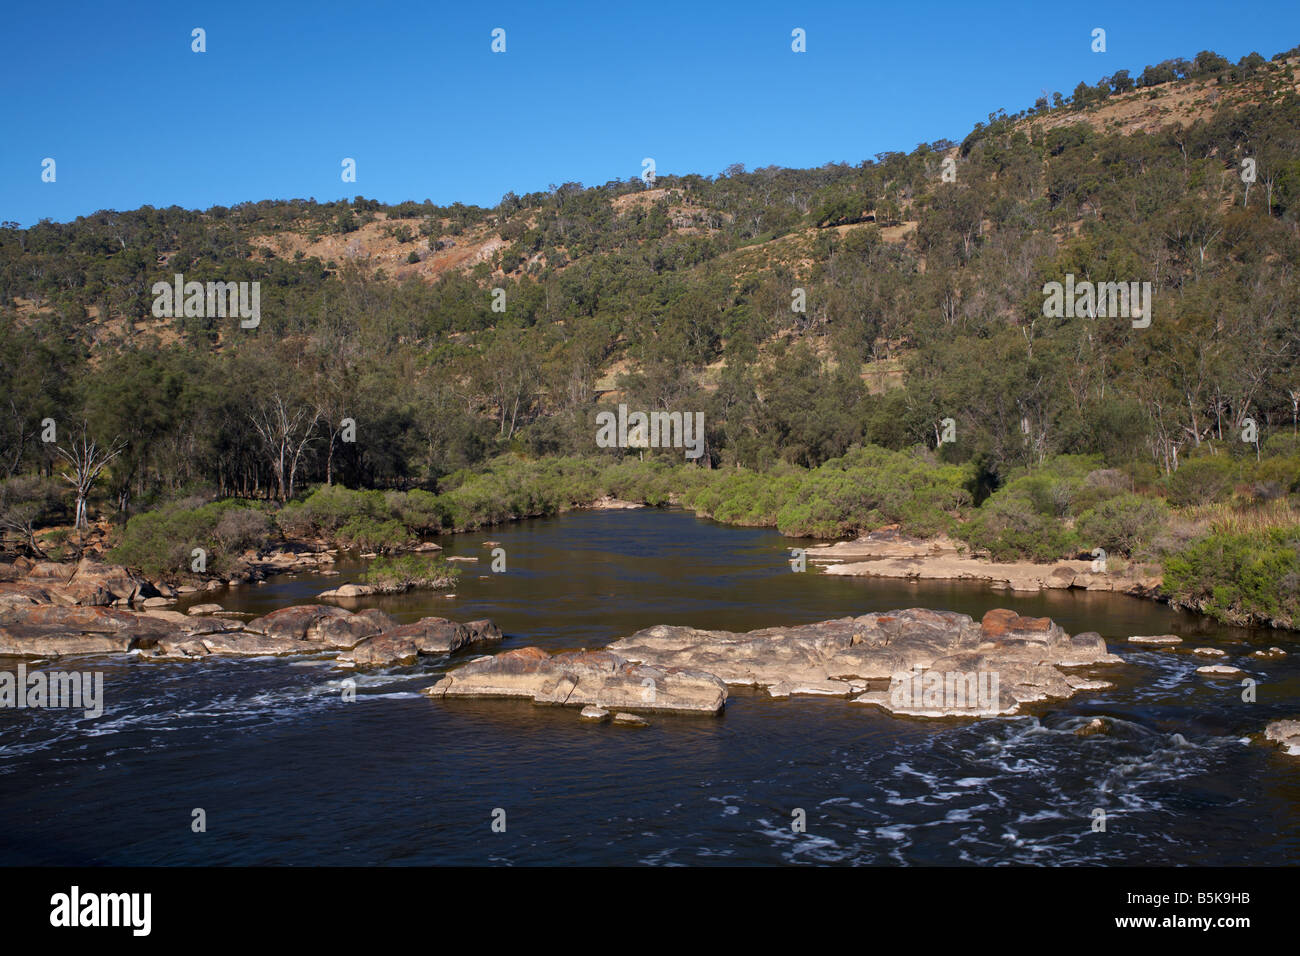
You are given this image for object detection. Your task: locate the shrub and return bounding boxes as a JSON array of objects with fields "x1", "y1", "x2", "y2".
[
  {"x1": 212, "y1": 508, "x2": 271, "y2": 554},
  {"x1": 1162, "y1": 527, "x2": 1300, "y2": 627},
  {"x1": 957, "y1": 492, "x2": 1077, "y2": 561},
  {"x1": 110, "y1": 499, "x2": 256, "y2": 576},
  {"x1": 363, "y1": 553, "x2": 459, "y2": 590},
  {"x1": 1076, "y1": 493, "x2": 1168, "y2": 556},
  {"x1": 1165, "y1": 456, "x2": 1235, "y2": 507},
  {"x1": 337, "y1": 516, "x2": 414, "y2": 553}
]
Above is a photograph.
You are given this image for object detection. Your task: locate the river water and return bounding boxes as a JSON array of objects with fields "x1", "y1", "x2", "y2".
[{"x1": 3, "y1": 507, "x2": 1299, "y2": 865}]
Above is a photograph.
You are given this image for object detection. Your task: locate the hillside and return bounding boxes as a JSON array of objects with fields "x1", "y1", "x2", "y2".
[{"x1": 3, "y1": 40, "x2": 1300, "y2": 492}]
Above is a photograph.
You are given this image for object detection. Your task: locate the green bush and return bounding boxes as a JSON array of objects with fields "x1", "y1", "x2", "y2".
[
  {"x1": 1165, "y1": 456, "x2": 1235, "y2": 507},
  {"x1": 110, "y1": 499, "x2": 263, "y2": 576},
  {"x1": 957, "y1": 492, "x2": 1078, "y2": 561},
  {"x1": 363, "y1": 553, "x2": 459, "y2": 589},
  {"x1": 337, "y1": 516, "x2": 414, "y2": 553},
  {"x1": 1162, "y1": 527, "x2": 1300, "y2": 627},
  {"x1": 1076, "y1": 493, "x2": 1168, "y2": 556}
]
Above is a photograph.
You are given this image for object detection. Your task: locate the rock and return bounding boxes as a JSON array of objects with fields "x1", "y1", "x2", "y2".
[
  {"x1": 482, "y1": 541, "x2": 500, "y2": 548},
  {"x1": 579, "y1": 705, "x2": 610, "y2": 722},
  {"x1": 1127, "y1": 634, "x2": 1182, "y2": 645},
  {"x1": 187, "y1": 604, "x2": 224, "y2": 616},
  {"x1": 0, "y1": 605, "x2": 176, "y2": 657},
  {"x1": 411, "y1": 542, "x2": 443, "y2": 552},
  {"x1": 355, "y1": 608, "x2": 399, "y2": 632},
  {"x1": 1264, "y1": 720, "x2": 1300, "y2": 755},
  {"x1": 198, "y1": 633, "x2": 317, "y2": 656},
  {"x1": 1196, "y1": 664, "x2": 1245, "y2": 676},
  {"x1": 425, "y1": 647, "x2": 727, "y2": 715},
  {"x1": 445, "y1": 556, "x2": 478, "y2": 563},
  {"x1": 1251, "y1": 647, "x2": 1287, "y2": 659},
  {"x1": 981, "y1": 608, "x2": 1052, "y2": 638},
  {"x1": 612, "y1": 712, "x2": 649, "y2": 726},
  {"x1": 1192, "y1": 647, "x2": 1227, "y2": 657},
  {"x1": 244, "y1": 605, "x2": 382, "y2": 647},
  {"x1": 590, "y1": 496, "x2": 644, "y2": 510},
  {"x1": 607, "y1": 608, "x2": 1120, "y2": 717},
  {"x1": 464, "y1": 619, "x2": 504, "y2": 644},
  {"x1": 18, "y1": 558, "x2": 156, "y2": 607},
  {"x1": 1074, "y1": 717, "x2": 1112, "y2": 737},
  {"x1": 140, "y1": 596, "x2": 175, "y2": 608},
  {"x1": 318, "y1": 583, "x2": 378, "y2": 599},
  {"x1": 338, "y1": 616, "x2": 501, "y2": 666},
  {"x1": 0, "y1": 582, "x2": 56, "y2": 609}
]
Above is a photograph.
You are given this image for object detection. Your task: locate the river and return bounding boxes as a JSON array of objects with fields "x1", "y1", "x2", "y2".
[{"x1": 3, "y1": 507, "x2": 1298, "y2": 865}]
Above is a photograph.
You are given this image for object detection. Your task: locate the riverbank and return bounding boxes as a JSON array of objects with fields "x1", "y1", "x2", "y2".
[{"x1": 805, "y1": 527, "x2": 1163, "y2": 598}]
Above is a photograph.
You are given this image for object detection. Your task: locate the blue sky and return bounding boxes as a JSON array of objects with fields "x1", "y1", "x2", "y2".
[{"x1": 2, "y1": 0, "x2": 1298, "y2": 226}]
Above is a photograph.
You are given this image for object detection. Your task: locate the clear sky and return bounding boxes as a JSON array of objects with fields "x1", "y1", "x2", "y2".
[{"x1": 3, "y1": 0, "x2": 1298, "y2": 226}]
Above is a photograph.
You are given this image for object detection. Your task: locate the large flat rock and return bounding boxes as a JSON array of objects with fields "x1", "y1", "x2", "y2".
[
  {"x1": 425, "y1": 647, "x2": 727, "y2": 714},
  {"x1": 607, "y1": 608, "x2": 1121, "y2": 718}
]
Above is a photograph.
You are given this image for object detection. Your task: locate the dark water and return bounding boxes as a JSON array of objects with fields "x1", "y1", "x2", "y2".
[{"x1": 3, "y1": 507, "x2": 1300, "y2": 866}]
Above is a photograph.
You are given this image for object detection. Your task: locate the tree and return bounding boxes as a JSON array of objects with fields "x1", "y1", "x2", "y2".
[
  {"x1": 56, "y1": 427, "x2": 124, "y2": 530},
  {"x1": 0, "y1": 475, "x2": 60, "y2": 557},
  {"x1": 249, "y1": 394, "x2": 320, "y2": 501}
]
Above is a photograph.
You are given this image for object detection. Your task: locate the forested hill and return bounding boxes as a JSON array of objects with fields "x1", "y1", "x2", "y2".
[{"x1": 4, "y1": 43, "x2": 1300, "y2": 498}]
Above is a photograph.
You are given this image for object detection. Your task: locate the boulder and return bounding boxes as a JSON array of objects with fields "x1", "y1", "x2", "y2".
[
  {"x1": 244, "y1": 605, "x2": 382, "y2": 647},
  {"x1": 186, "y1": 604, "x2": 224, "y2": 616},
  {"x1": 1075, "y1": 717, "x2": 1113, "y2": 737},
  {"x1": 579, "y1": 705, "x2": 610, "y2": 722},
  {"x1": 1264, "y1": 720, "x2": 1300, "y2": 756},
  {"x1": 339, "y1": 616, "x2": 501, "y2": 666},
  {"x1": 0, "y1": 582, "x2": 55, "y2": 609},
  {"x1": 425, "y1": 647, "x2": 727, "y2": 715},
  {"x1": 318, "y1": 583, "x2": 378, "y2": 599},
  {"x1": 612, "y1": 712, "x2": 650, "y2": 727},
  {"x1": 0, "y1": 604, "x2": 175, "y2": 657}
]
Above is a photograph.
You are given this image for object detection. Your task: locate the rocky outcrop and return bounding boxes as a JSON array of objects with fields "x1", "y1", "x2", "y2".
[
  {"x1": 339, "y1": 617, "x2": 502, "y2": 666},
  {"x1": 809, "y1": 529, "x2": 1162, "y2": 597},
  {"x1": 606, "y1": 608, "x2": 1122, "y2": 718},
  {"x1": 0, "y1": 596, "x2": 498, "y2": 667},
  {"x1": 11, "y1": 558, "x2": 157, "y2": 607},
  {"x1": 0, "y1": 605, "x2": 175, "y2": 657},
  {"x1": 1264, "y1": 720, "x2": 1300, "y2": 755},
  {"x1": 425, "y1": 646, "x2": 728, "y2": 715}
]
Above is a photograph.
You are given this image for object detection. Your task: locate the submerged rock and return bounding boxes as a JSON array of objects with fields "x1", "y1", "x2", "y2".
[
  {"x1": 606, "y1": 608, "x2": 1121, "y2": 718},
  {"x1": 612, "y1": 712, "x2": 650, "y2": 727},
  {"x1": 425, "y1": 646, "x2": 727, "y2": 715},
  {"x1": 1074, "y1": 717, "x2": 1113, "y2": 737}
]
